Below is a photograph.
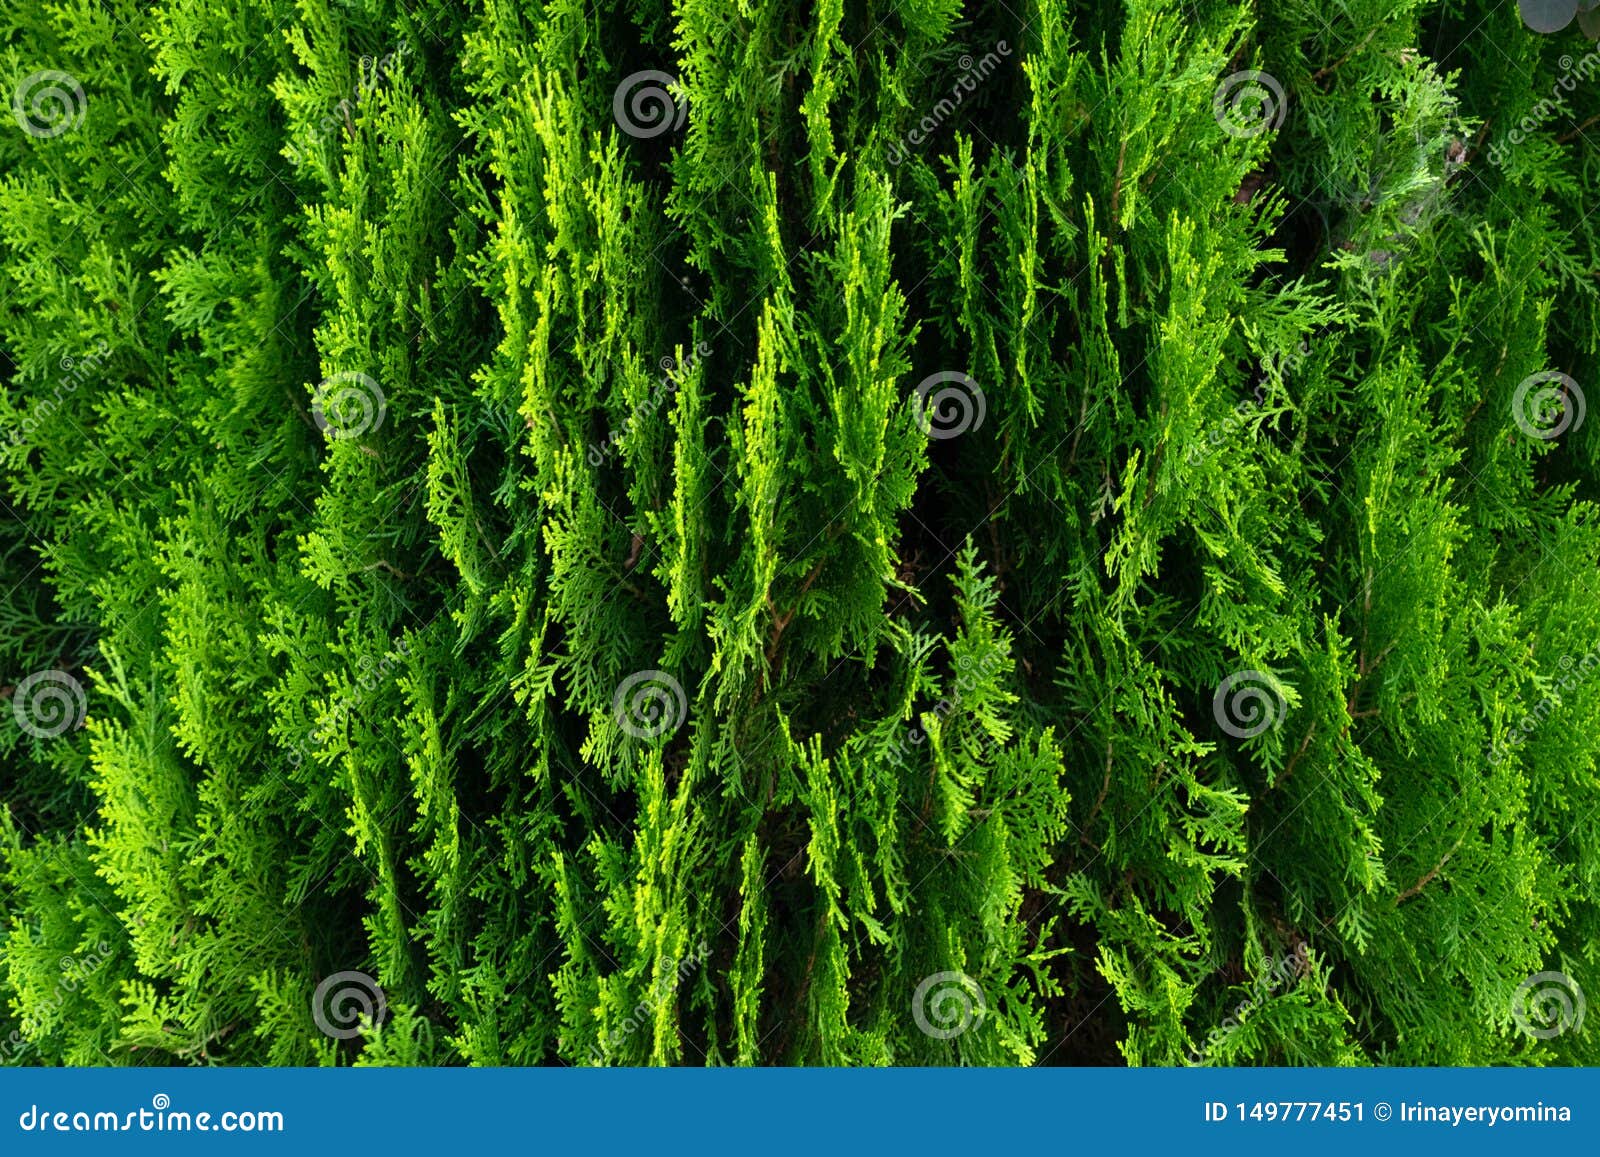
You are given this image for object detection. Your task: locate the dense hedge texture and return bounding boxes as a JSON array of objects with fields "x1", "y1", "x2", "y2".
[{"x1": 1, "y1": 0, "x2": 1597, "y2": 1067}]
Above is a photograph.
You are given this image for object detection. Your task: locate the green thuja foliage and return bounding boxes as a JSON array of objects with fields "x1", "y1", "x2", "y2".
[{"x1": 0, "y1": 0, "x2": 1596, "y2": 1067}]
